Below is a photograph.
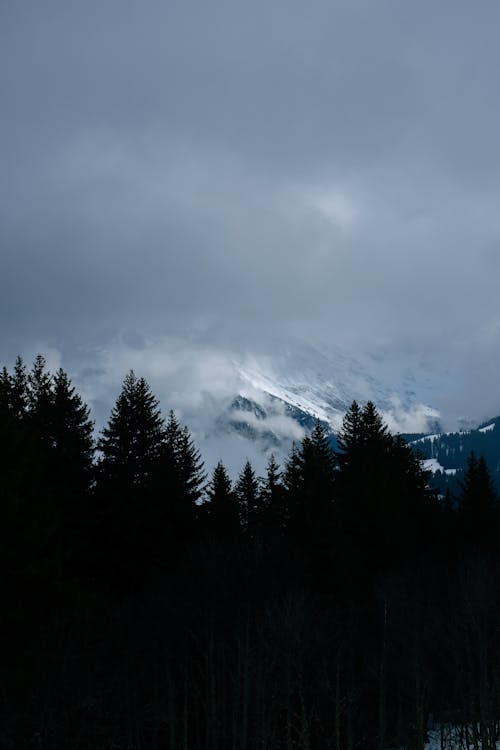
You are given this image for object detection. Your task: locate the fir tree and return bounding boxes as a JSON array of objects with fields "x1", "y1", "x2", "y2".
[
  {"x1": 300, "y1": 420, "x2": 336, "y2": 544},
  {"x1": 97, "y1": 371, "x2": 165, "y2": 492},
  {"x1": 458, "y1": 451, "x2": 497, "y2": 546},
  {"x1": 161, "y1": 410, "x2": 205, "y2": 530},
  {"x1": 282, "y1": 422, "x2": 336, "y2": 545},
  {"x1": 283, "y1": 441, "x2": 305, "y2": 534},
  {"x1": 337, "y1": 400, "x2": 363, "y2": 459},
  {"x1": 206, "y1": 461, "x2": 238, "y2": 535},
  {"x1": 11, "y1": 355, "x2": 28, "y2": 419},
  {"x1": 52, "y1": 368, "x2": 94, "y2": 494},
  {"x1": 259, "y1": 454, "x2": 286, "y2": 534},
  {"x1": 27, "y1": 354, "x2": 54, "y2": 442},
  {"x1": 234, "y1": 460, "x2": 259, "y2": 531},
  {"x1": 177, "y1": 425, "x2": 205, "y2": 507}
]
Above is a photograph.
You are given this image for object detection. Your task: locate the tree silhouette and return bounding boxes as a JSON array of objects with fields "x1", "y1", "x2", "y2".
[
  {"x1": 259, "y1": 454, "x2": 286, "y2": 535},
  {"x1": 458, "y1": 451, "x2": 497, "y2": 548},
  {"x1": 97, "y1": 371, "x2": 165, "y2": 493},
  {"x1": 52, "y1": 368, "x2": 94, "y2": 493},
  {"x1": 282, "y1": 422, "x2": 336, "y2": 546},
  {"x1": 206, "y1": 460, "x2": 238, "y2": 535},
  {"x1": 234, "y1": 460, "x2": 259, "y2": 531},
  {"x1": 161, "y1": 410, "x2": 205, "y2": 533}
]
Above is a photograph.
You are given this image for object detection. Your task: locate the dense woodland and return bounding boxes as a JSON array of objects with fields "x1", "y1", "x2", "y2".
[{"x1": 2, "y1": 355, "x2": 500, "y2": 749}]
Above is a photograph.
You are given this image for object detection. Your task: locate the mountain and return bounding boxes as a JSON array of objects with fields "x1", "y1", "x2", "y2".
[
  {"x1": 190, "y1": 343, "x2": 442, "y2": 477},
  {"x1": 82, "y1": 339, "x2": 445, "y2": 478},
  {"x1": 407, "y1": 417, "x2": 500, "y2": 494}
]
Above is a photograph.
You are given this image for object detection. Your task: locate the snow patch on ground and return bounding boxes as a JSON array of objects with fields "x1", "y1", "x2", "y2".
[
  {"x1": 423, "y1": 458, "x2": 457, "y2": 476},
  {"x1": 479, "y1": 422, "x2": 495, "y2": 433}
]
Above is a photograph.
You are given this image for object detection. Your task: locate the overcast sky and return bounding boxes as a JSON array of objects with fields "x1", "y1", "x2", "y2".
[{"x1": 1, "y1": 0, "x2": 500, "y2": 425}]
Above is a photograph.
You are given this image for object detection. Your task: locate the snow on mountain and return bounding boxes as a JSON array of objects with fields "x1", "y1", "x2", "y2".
[
  {"x1": 195, "y1": 343, "x2": 441, "y2": 477},
  {"x1": 408, "y1": 417, "x2": 500, "y2": 494},
  {"x1": 81, "y1": 338, "x2": 442, "y2": 479},
  {"x1": 422, "y1": 458, "x2": 457, "y2": 476}
]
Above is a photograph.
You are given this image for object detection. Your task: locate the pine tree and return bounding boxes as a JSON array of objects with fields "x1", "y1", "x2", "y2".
[
  {"x1": 161, "y1": 410, "x2": 205, "y2": 530},
  {"x1": 361, "y1": 401, "x2": 389, "y2": 445},
  {"x1": 177, "y1": 425, "x2": 205, "y2": 507},
  {"x1": 458, "y1": 452, "x2": 497, "y2": 546},
  {"x1": 259, "y1": 454, "x2": 286, "y2": 534},
  {"x1": 337, "y1": 400, "x2": 363, "y2": 459},
  {"x1": 52, "y1": 368, "x2": 94, "y2": 494},
  {"x1": 234, "y1": 460, "x2": 259, "y2": 531},
  {"x1": 11, "y1": 356, "x2": 28, "y2": 419},
  {"x1": 283, "y1": 441, "x2": 305, "y2": 535},
  {"x1": 27, "y1": 354, "x2": 54, "y2": 443},
  {"x1": 337, "y1": 402, "x2": 434, "y2": 564},
  {"x1": 282, "y1": 423, "x2": 336, "y2": 545},
  {"x1": 0, "y1": 367, "x2": 12, "y2": 420},
  {"x1": 301, "y1": 420, "x2": 336, "y2": 544},
  {"x1": 97, "y1": 371, "x2": 165, "y2": 492},
  {"x1": 206, "y1": 461, "x2": 238, "y2": 535}
]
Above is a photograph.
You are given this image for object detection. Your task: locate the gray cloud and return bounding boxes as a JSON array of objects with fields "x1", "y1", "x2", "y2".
[{"x1": 1, "y1": 0, "x2": 500, "y2": 425}]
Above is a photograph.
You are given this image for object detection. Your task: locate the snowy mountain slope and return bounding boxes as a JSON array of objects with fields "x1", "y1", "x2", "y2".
[
  {"x1": 191, "y1": 343, "x2": 441, "y2": 477},
  {"x1": 408, "y1": 416, "x2": 500, "y2": 494},
  {"x1": 82, "y1": 338, "x2": 443, "y2": 478}
]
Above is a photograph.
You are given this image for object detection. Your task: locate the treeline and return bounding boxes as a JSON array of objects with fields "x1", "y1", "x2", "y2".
[{"x1": 1, "y1": 355, "x2": 500, "y2": 749}]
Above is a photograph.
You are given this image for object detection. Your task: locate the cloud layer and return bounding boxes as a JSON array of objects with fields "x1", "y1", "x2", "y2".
[{"x1": 1, "y1": 0, "x2": 500, "y2": 425}]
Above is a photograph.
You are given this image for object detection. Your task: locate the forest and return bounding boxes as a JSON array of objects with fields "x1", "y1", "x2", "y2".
[{"x1": 1, "y1": 354, "x2": 500, "y2": 749}]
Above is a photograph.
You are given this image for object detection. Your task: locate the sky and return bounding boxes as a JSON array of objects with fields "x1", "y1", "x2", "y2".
[{"x1": 1, "y1": 0, "x2": 500, "y2": 430}]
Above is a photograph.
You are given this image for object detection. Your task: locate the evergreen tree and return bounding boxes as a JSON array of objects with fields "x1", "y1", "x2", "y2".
[
  {"x1": 11, "y1": 355, "x2": 28, "y2": 419},
  {"x1": 337, "y1": 400, "x2": 363, "y2": 460},
  {"x1": 234, "y1": 460, "x2": 259, "y2": 531},
  {"x1": 458, "y1": 451, "x2": 497, "y2": 546},
  {"x1": 177, "y1": 425, "x2": 205, "y2": 507},
  {"x1": 300, "y1": 420, "x2": 336, "y2": 544},
  {"x1": 97, "y1": 371, "x2": 165, "y2": 492},
  {"x1": 0, "y1": 366, "x2": 12, "y2": 416},
  {"x1": 361, "y1": 400, "x2": 389, "y2": 445},
  {"x1": 336, "y1": 401, "x2": 425, "y2": 563},
  {"x1": 206, "y1": 461, "x2": 238, "y2": 535},
  {"x1": 283, "y1": 441, "x2": 306, "y2": 536},
  {"x1": 259, "y1": 454, "x2": 286, "y2": 534},
  {"x1": 52, "y1": 368, "x2": 94, "y2": 494},
  {"x1": 161, "y1": 411, "x2": 205, "y2": 530},
  {"x1": 94, "y1": 372, "x2": 168, "y2": 578},
  {"x1": 27, "y1": 354, "x2": 54, "y2": 443},
  {"x1": 282, "y1": 422, "x2": 336, "y2": 545}
]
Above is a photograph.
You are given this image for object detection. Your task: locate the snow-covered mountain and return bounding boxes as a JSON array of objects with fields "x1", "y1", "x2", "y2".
[
  {"x1": 187, "y1": 343, "x2": 442, "y2": 477},
  {"x1": 82, "y1": 338, "x2": 443, "y2": 478},
  {"x1": 407, "y1": 417, "x2": 500, "y2": 494}
]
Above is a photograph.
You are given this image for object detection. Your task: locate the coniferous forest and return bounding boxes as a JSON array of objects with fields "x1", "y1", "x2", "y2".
[{"x1": 3, "y1": 355, "x2": 500, "y2": 749}]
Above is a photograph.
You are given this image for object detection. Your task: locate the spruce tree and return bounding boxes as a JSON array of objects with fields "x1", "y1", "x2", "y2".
[
  {"x1": 259, "y1": 454, "x2": 286, "y2": 534},
  {"x1": 161, "y1": 410, "x2": 205, "y2": 530},
  {"x1": 177, "y1": 425, "x2": 205, "y2": 507},
  {"x1": 283, "y1": 441, "x2": 305, "y2": 535},
  {"x1": 206, "y1": 461, "x2": 238, "y2": 535},
  {"x1": 27, "y1": 354, "x2": 54, "y2": 443},
  {"x1": 337, "y1": 401, "x2": 434, "y2": 564},
  {"x1": 234, "y1": 460, "x2": 259, "y2": 531},
  {"x1": 337, "y1": 400, "x2": 363, "y2": 461},
  {"x1": 458, "y1": 452, "x2": 497, "y2": 546},
  {"x1": 52, "y1": 368, "x2": 94, "y2": 494},
  {"x1": 0, "y1": 366, "x2": 12, "y2": 417},
  {"x1": 11, "y1": 356, "x2": 28, "y2": 419},
  {"x1": 300, "y1": 421, "x2": 336, "y2": 544},
  {"x1": 282, "y1": 423, "x2": 336, "y2": 545},
  {"x1": 97, "y1": 371, "x2": 165, "y2": 492}
]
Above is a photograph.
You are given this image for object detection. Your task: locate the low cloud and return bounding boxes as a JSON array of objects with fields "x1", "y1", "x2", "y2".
[{"x1": 1, "y1": 0, "x2": 500, "y2": 428}]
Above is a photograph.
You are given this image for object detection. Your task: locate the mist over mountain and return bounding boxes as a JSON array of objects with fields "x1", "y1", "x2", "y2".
[{"x1": 36, "y1": 337, "x2": 442, "y2": 476}]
